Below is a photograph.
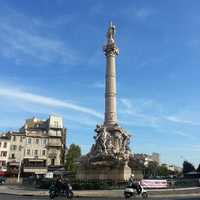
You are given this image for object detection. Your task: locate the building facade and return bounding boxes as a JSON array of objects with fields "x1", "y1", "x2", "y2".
[
  {"x1": 162, "y1": 163, "x2": 182, "y2": 173},
  {"x1": 0, "y1": 134, "x2": 10, "y2": 175},
  {"x1": 2, "y1": 115, "x2": 66, "y2": 176},
  {"x1": 134, "y1": 152, "x2": 160, "y2": 166}
]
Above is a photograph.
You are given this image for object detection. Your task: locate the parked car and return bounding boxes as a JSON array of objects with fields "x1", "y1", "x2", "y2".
[{"x1": 0, "y1": 176, "x2": 6, "y2": 185}]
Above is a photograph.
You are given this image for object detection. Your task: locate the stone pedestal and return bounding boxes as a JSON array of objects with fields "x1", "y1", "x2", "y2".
[{"x1": 77, "y1": 162, "x2": 131, "y2": 181}]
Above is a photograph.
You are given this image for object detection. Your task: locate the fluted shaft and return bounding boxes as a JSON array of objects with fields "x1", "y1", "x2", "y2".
[{"x1": 103, "y1": 23, "x2": 119, "y2": 126}]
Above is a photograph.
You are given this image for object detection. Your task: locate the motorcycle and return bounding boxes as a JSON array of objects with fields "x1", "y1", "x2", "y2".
[
  {"x1": 0, "y1": 176, "x2": 6, "y2": 185},
  {"x1": 124, "y1": 182, "x2": 148, "y2": 199},
  {"x1": 49, "y1": 182, "x2": 73, "y2": 199}
]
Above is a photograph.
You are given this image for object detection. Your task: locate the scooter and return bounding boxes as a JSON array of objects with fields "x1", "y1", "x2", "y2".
[
  {"x1": 124, "y1": 182, "x2": 148, "y2": 199},
  {"x1": 0, "y1": 176, "x2": 6, "y2": 185},
  {"x1": 49, "y1": 182, "x2": 73, "y2": 199}
]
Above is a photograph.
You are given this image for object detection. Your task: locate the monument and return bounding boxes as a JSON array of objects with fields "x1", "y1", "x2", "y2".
[{"x1": 77, "y1": 22, "x2": 132, "y2": 181}]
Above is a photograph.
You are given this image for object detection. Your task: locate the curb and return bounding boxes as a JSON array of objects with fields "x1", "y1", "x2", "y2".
[
  {"x1": 1, "y1": 192, "x2": 200, "y2": 198},
  {"x1": 0, "y1": 187, "x2": 200, "y2": 198}
]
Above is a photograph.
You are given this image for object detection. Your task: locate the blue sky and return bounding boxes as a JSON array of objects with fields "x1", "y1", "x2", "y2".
[{"x1": 0, "y1": 0, "x2": 200, "y2": 167}]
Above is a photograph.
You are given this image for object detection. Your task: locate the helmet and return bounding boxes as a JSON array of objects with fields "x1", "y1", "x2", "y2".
[{"x1": 131, "y1": 174, "x2": 135, "y2": 178}]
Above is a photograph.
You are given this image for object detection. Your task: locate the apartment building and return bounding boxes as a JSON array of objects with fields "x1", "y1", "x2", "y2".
[
  {"x1": 6, "y1": 115, "x2": 66, "y2": 176},
  {"x1": 8, "y1": 132, "x2": 25, "y2": 175},
  {"x1": 0, "y1": 133, "x2": 10, "y2": 175},
  {"x1": 134, "y1": 152, "x2": 160, "y2": 166}
]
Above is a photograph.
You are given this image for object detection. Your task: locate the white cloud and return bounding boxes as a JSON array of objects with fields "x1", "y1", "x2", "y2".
[
  {"x1": 91, "y1": 81, "x2": 105, "y2": 89},
  {"x1": 120, "y1": 98, "x2": 132, "y2": 110},
  {"x1": 122, "y1": 6, "x2": 155, "y2": 21},
  {"x1": 0, "y1": 86, "x2": 103, "y2": 119},
  {"x1": 119, "y1": 97, "x2": 160, "y2": 128},
  {"x1": 119, "y1": 97, "x2": 200, "y2": 135},
  {"x1": 0, "y1": 7, "x2": 79, "y2": 66},
  {"x1": 134, "y1": 8, "x2": 154, "y2": 19},
  {"x1": 165, "y1": 116, "x2": 200, "y2": 126},
  {"x1": 172, "y1": 130, "x2": 195, "y2": 140}
]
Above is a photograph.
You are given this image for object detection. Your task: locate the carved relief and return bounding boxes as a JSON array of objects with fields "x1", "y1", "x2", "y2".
[{"x1": 89, "y1": 124, "x2": 130, "y2": 162}]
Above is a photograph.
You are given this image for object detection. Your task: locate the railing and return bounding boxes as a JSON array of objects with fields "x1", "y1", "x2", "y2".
[
  {"x1": 47, "y1": 142, "x2": 62, "y2": 146},
  {"x1": 23, "y1": 166, "x2": 47, "y2": 169}
]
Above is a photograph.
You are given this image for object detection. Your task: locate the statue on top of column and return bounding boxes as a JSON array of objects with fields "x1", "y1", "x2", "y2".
[{"x1": 107, "y1": 21, "x2": 116, "y2": 44}]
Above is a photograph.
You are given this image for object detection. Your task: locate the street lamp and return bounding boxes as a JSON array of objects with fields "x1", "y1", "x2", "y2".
[{"x1": 17, "y1": 145, "x2": 24, "y2": 183}]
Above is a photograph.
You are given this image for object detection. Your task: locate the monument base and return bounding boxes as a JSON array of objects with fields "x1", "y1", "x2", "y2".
[{"x1": 77, "y1": 162, "x2": 131, "y2": 181}]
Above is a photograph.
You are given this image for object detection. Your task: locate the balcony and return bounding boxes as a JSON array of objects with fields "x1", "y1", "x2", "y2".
[
  {"x1": 23, "y1": 166, "x2": 47, "y2": 174},
  {"x1": 47, "y1": 141, "x2": 62, "y2": 147},
  {"x1": 48, "y1": 130, "x2": 62, "y2": 137},
  {"x1": 23, "y1": 158, "x2": 47, "y2": 174}
]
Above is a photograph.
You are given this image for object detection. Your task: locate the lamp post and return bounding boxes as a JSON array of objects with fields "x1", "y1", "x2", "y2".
[{"x1": 17, "y1": 146, "x2": 24, "y2": 183}]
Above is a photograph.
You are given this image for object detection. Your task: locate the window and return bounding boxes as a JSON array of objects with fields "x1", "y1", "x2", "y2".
[
  {"x1": 11, "y1": 153, "x2": 15, "y2": 159},
  {"x1": 2, "y1": 151, "x2": 7, "y2": 157},
  {"x1": 54, "y1": 121, "x2": 58, "y2": 128},
  {"x1": 13, "y1": 135, "x2": 16, "y2": 141},
  {"x1": 27, "y1": 149, "x2": 30, "y2": 155},
  {"x1": 34, "y1": 150, "x2": 38, "y2": 156},
  {"x1": 19, "y1": 146, "x2": 22, "y2": 151},
  {"x1": 12, "y1": 145, "x2": 17, "y2": 150},
  {"x1": 36, "y1": 138, "x2": 39, "y2": 144},
  {"x1": 3, "y1": 142, "x2": 7, "y2": 148},
  {"x1": 43, "y1": 139, "x2": 47, "y2": 145},
  {"x1": 0, "y1": 142, "x2": 1, "y2": 147},
  {"x1": 42, "y1": 150, "x2": 46, "y2": 156},
  {"x1": 51, "y1": 159, "x2": 55, "y2": 166},
  {"x1": 27, "y1": 138, "x2": 31, "y2": 144},
  {"x1": 55, "y1": 130, "x2": 61, "y2": 136},
  {"x1": 20, "y1": 136, "x2": 23, "y2": 142},
  {"x1": 2, "y1": 161, "x2": 6, "y2": 166}
]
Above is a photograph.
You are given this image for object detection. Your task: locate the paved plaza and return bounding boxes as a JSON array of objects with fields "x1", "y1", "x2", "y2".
[
  {"x1": 1, "y1": 184, "x2": 200, "y2": 199},
  {"x1": 1, "y1": 193, "x2": 200, "y2": 200}
]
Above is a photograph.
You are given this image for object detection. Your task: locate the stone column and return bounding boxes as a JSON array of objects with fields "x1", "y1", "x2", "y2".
[{"x1": 103, "y1": 22, "x2": 119, "y2": 127}]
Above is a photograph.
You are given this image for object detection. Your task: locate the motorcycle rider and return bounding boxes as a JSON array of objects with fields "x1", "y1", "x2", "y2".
[
  {"x1": 128, "y1": 174, "x2": 142, "y2": 195},
  {"x1": 55, "y1": 176, "x2": 65, "y2": 192}
]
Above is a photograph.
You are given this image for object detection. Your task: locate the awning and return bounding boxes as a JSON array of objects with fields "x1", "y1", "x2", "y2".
[
  {"x1": 8, "y1": 162, "x2": 20, "y2": 166},
  {"x1": 28, "y1": 159, "x2": 45, "y2": 162},
  {"x1": 0, "y1": 171, "x2": 7, "y2": 176}
]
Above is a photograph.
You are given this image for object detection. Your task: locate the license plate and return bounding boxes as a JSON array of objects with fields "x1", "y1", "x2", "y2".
[{"x1": 125, "y1": 188, "x2": 134, "y2": 193}]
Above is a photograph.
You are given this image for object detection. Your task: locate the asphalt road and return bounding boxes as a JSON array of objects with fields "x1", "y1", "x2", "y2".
[{"x1": 0, "y1": 194, "x2": 200, "y2": 200}]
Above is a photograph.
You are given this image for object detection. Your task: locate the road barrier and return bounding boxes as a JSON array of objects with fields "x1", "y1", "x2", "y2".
[{"x1": 140, "y1": 179, "x2": 168, "y2": 188}]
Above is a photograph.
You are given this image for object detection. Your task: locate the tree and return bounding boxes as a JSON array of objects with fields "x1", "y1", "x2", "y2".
[
  {"x1": 183, "y1": 161, "x2": 195, "y2": 174},
  {"x1": 65, "y1": 144, "x2": 81, "y2": 174},
  {"x1": 196, "y1": 164, "x2": 200, "y2": 172},
  {"x1": 157, "y1": 165, "x2": 169, "y2": 177},
  {"x1": 145, "y1": 161, "x2": 159, "y2": 178},
  {"x1": 128, "y1": 158, "x2": 145, "y2": 171}
]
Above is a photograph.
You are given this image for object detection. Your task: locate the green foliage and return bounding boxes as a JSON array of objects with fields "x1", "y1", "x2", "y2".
[
  {"x1": 183, "y1": 161, "x2": 195, "y2": 174},
  {"x1": 129, "y1": 159, "x2": 145, "y2": 170},
  {"x1": 145, "y1": 161, "x2": 159, "y2": 177},
  {"x1": 129, "y1": 157, "x2": 183, "y2": 178},
  {"x1": 157, "y1": 165, "x2": 169, "y2": 177},
  {"x1": 144, "y1": 162, "x2": 178, "y2": 178},
  {"x1": 65, "y1": 144, "x2": 81, "y2": 174},
  {"x1": 72, "y1": 180, "x2": 111, "y2": 190}
]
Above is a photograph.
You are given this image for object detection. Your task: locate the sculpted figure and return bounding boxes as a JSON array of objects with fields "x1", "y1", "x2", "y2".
[
  {"x1": 101, "y1": 127, "x2": 108, "y2": 154},
  {"x1": 94, "y1": 126, "x2": 108, "y2": 155},
  {"x1": 105, "y1": 134, "x2": 113, "y2": 153},
  {"x1": 107, "y1": 22, "x2": 115, "y2": 44},
  {"x1": 120, "y1": 130, "x2": 130, "y2": 152}
]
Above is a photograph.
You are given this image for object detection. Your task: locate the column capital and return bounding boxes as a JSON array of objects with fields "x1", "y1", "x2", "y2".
[
  {"x1": 103, "y1": 22, "x2": 119, "y2": 57},
  {"x1": 103, "y1": 43, "x2": 119, "y2": 56}
]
